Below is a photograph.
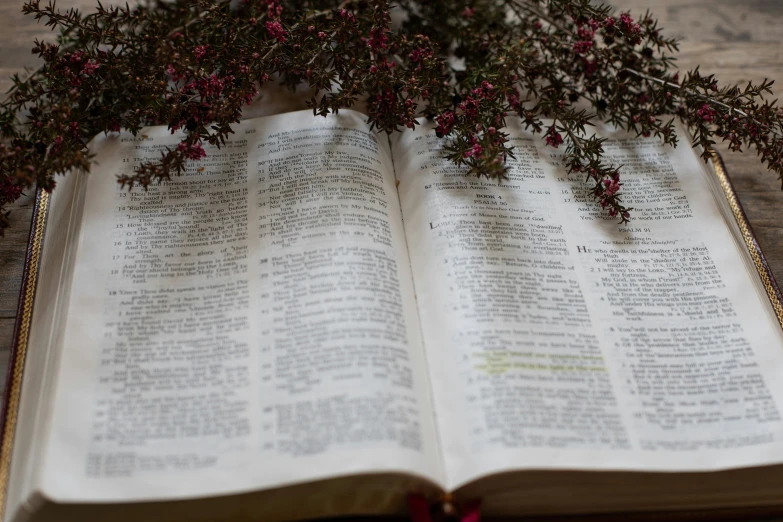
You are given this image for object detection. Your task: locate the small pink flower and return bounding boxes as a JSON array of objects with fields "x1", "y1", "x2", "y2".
[
  {"x1": 81, "y1": 59, "x2": 100, "y2": 75},
  {"x1": 464, "y1": 143, "x2": 483, "y2": 158},
  {"x1": 193, "y1": 45, "x2": 209, "y2": 60},
  {"x1": 696, "y1": 103, "x2": 717, "y2": 123},
  {"x1": 573, "y1": 40, "x2": 593, "y2": 54},
  {"x1": 603, "y1": 178, "x2": 621, "y2": 196},
  {"x1": 408, "y1": 47, "x2": 432, "y2": 63},
  {"x1": 461, "y1": 7, "x2": 475, "y2": 18},
  {"x1": 508, "y1": 92, "x2": 521, "y2": 111},
  {"x1": 458, "y1": 96, "x2": 479, "y2": 118},
  {"x1": 435, "y1": 111, "x2": 456, "y2": 137},
  {"x1": 0, "y1": 178, "x2": 23, "y2": 203},
  {"x1": 178, "y1": 141, "x2": 206, "y2": 160},
  {"x1": 368, "y1": 27, "x2": 388, "y2": 51},
  {"x1": 545, "y1": 126, "x2": 563, "y2": 148},
  {"x1": 619, "y1": 12, "x2": 642, "y2": 42},
  {"x1": 266, "y1": 21, "x2": 288, "y2": 42},
  {"x1": 577, "y1": 26, "x2": 595, "y2": 40}
]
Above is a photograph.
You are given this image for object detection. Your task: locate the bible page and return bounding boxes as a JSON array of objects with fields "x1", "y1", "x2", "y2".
[
  {"x1": 392, "y1": 120, "x2": 783, "y2": 491},
  {"x1": 34, "y1": 109, "x2": 443, "y2": 503}
]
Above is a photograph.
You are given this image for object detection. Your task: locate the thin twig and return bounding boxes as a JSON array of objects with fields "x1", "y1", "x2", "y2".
[{"x1": 622, "y1": 67, "x2": 783, "y2": 139}]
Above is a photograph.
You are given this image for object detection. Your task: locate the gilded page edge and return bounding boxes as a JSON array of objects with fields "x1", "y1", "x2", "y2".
[
  {"x1": 709, "y1": 151, "x2": 783, "y2": 330},
  {"x1": 0, "y1": 189, "x2": 50, "y2": 521}
]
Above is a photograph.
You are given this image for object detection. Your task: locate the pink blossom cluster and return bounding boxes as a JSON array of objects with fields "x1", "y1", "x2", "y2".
[
  {"x1": 266, "y1": 21, "x2": 287, "y2": 42},
  {"x1": 595, "y1": 171, "x2": 627, "y2": 218},
  {"x1": 459, "y1": 96, "x2": 479, "y2": 118},
  {"x1": 262, "y1": 0, "x2": 283, "y2": 18},
  {"x1": 368, "y1": 56, "x2": 396, "y2": 74},
  {"x1": 696, "y1": 103, "x2": 717, "y2": 123},
  {"x1": 602, "y1": 175, "x2": 621, "y2": 196},
  {"x1": 507, "y1": 90, "x2": 522, "y2": 111},
  {"x1": 408, "y1": 47, "x2": 432, "y2": 63},
  {"x1": 0, "y1": 177, "x2": 23, "y2": 204},
  {"x1": 59, "y1": 51, "x2": 100, "y2": 86},
  {"x1": 573, "y1": 40, "x2": 593, "y2": 55},
  {"x1": 185, "y1": 73, "x2": 233, "y2": 98},
  {"x1": 177, "y1": 141, "x2": 207, "y2": 160},
  {"x1": 577, "y1": 25, "x2": 595, "y2": 41},
  {"x1": 166, "y1": 64, "x2": 186, "y2": 82},
  {"x1": 81, "y1": 59, "x2": 100, "y2": 75},
  {"x1": 193, "y1": 45, "x2": 209, "y2": 60},
  {"x1": 367, "y1": 27, "x2": 388, "y2": 51},
  {"x1": 435, "y1": 111, "x2": 456, "y2": 137},
  {"x1": 339, "y1": 8, "x2": 356, "y2": 23},
  {"x1": 544, "y1": 126, "x2": 563, "y2": 147},
  {"x1": 470, "y1": 80, "x2": 495, "y2": 99},
  {"x1": 463, "y1": 135, "x2": 483, "y2": 158},
  {"x1": 618, "y1": 13, "x2": 642, "y2": 44}
]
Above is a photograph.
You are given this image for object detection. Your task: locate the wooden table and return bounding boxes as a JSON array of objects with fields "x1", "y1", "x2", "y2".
[{"x1": 1, "y1": 1, "x2": 783, "y2": 520}]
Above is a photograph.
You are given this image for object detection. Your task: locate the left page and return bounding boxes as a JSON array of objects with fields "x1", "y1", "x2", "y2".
[{"x1": 32, "y1": 110, "x2": 443, "y2": 503}]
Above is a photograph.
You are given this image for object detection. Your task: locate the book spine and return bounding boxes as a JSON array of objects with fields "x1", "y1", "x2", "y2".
[{"x1": 407, "y1": 493, "x2": 482, "y2": 522}]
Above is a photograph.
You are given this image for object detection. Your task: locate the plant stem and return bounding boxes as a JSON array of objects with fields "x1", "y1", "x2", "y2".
[{"x1": 622, "y1": 67, "x2": 783, "y2": 138}]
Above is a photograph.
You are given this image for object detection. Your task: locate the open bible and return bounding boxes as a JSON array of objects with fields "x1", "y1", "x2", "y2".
[{"x1": 3, "y1": 109, "x2": 783, "y2": 522}]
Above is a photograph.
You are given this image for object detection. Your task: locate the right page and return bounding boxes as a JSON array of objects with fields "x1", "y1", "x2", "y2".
[{"x1": 392, "y1": 120, "x2": 783, "y2": 491}]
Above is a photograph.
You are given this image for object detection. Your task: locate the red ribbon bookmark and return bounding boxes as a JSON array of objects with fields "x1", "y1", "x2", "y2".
[{"x1": 407, "y1": 493, "x2": 482, "y2": 522}]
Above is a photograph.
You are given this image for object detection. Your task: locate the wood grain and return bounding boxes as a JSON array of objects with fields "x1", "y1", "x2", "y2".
[{"x1": 1, "y1": 1, "x2": 783, "y2": 519}]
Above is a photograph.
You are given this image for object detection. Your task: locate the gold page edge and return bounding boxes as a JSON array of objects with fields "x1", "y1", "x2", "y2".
[
  {"x1": 710, "y1": 151, "x2": 783, "y2": 330},
  {"x1": 0, "y1": 190, "x2": 50, "y2": 521}
]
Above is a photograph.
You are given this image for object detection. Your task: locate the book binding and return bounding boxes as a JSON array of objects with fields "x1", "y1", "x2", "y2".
[{"x1": 407, "y1": 493, "x2": 481, "y2": 522}]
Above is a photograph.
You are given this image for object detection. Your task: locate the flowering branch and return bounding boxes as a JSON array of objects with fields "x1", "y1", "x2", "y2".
[{"x1": 2, "y1": 0, "x2": 783, "y2": 234}]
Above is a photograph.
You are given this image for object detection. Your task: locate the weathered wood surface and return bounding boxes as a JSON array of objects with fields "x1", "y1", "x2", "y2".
[{"x1": 1, "y1": 0, "x2": 783, "y2": 518}]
